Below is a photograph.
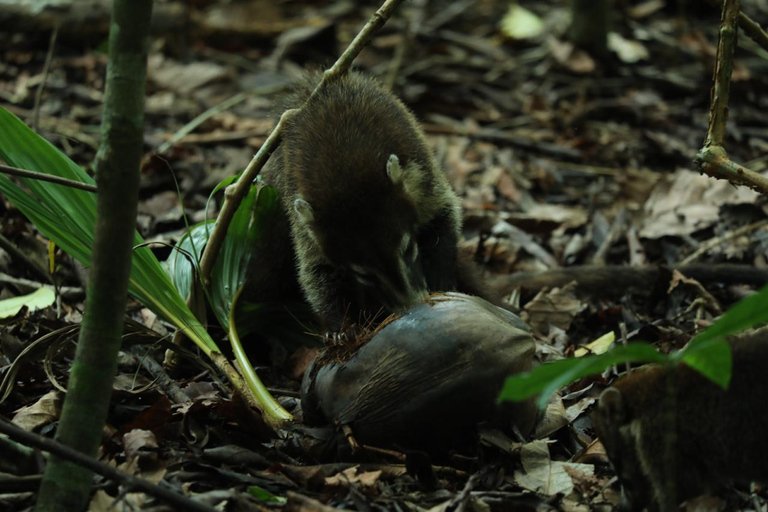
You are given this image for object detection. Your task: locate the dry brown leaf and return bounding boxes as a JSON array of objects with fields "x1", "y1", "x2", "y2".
[
  {"x1": 548, "y1": 38, "x2": 596, "y2": 74},
  {"x1": 640, "y1": 169, "x2": 761, "y2": 239},
  {"x1": 123, "y1": 428, "x2": 159, "y2": 463},
  {"x1": 325, "y1": 466, "x2": 382, "y2": 489},
  {"x1": 523, "y1": 282, "x2": 586, "y2": 335},
  {"x1": 13, "y1": 390, "x2": 62, "y2": 431}
]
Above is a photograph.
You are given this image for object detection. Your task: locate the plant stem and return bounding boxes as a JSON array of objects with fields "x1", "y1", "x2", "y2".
[{"x1": 35, "y1": 1, "x2": 153, "y2": 511}]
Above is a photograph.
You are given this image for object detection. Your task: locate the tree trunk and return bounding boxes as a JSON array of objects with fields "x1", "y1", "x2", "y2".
[{"x1": 568, "y1": 0, "x2": 612, "y2": 56}]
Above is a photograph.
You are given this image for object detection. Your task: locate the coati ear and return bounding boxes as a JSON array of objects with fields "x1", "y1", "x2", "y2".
[
  {"x1": 294, "y1": 197, "x2": 315, "y2": 225},
  {"x1": 386, "y1": 154, "x2": 403, "y2": 184},
  {"x1": 598, "y1": 387, "x2": 627, "y2": 425}
]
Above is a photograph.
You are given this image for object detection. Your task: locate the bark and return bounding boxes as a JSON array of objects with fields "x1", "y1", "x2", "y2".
[
  {"x1": 34, "y1": 1, "x2": 153, "y2": 511},
  {"x1": 567, "y1": 0, "x2": 612, "y2": 56}
]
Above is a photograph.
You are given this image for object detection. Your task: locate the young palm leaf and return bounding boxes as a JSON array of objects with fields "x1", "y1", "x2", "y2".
[{"x1": 0, "y1": 107, "x2": 217, "y2": 355}]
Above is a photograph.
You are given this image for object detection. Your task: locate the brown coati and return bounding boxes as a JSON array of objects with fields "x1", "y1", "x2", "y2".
[
  {"x1": 591, "y1": 327, "x2": 768, "y2": 512},
  {"x1": 243, "y1": 72, "x2": 474, "y2": 331}
]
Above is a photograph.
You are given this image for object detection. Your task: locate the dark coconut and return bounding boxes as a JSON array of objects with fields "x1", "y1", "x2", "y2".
[{"x1": 301, "y1": 293, "x2": 538, "y2": 456}]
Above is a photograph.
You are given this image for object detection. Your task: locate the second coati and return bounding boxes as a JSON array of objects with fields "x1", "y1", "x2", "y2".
[
  {"x1": 592, "y1": 327, "x2": 768, "y2": 512},
  {"x1": 244, "y1": 72, "x2": 475, "y2": 330}
]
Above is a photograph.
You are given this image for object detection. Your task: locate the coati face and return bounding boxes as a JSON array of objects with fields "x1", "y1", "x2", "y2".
[
  {"x1": 293, "y1": 154, "x2": 429, "y2": 318},
  {"x1": 593, "y1": 388, "x2": 652, "y2": 512}
]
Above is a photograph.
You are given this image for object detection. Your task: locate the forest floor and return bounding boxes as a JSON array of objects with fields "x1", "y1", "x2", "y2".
[{"x1": 1, "y1": 0, "x2": 768, "y2": 511}]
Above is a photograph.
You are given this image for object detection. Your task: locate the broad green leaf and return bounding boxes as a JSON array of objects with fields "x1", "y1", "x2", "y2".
[
  {"x1": 499, "y1": 342, "x2": 667, "y2": 409},
  {"x1": 0, "y1": 287, "x2": 56, "y2": 318},
  {"x1": 678, "y1": 339, "x2": 732, "y2": 389},
  {"x1": 0, "y1": 107, "x2": 217, "y2": 355}
]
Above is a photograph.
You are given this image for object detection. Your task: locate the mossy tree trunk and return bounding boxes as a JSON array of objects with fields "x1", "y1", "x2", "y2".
[
  {"x1": 568, "y1": 0, "x2": 612, "y2": 56},
  {"x1": 34, "y1": 1, "x2": 153, "y2": 511}
]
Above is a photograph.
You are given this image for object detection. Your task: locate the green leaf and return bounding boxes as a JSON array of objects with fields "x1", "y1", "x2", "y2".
[
  {"x1": 0, "y1": 286, "x2": 56, "y2": 318},
  {"x1": 678, "y1": 339, "x2": 732, "y2": 389},
  {"x1": 166, "y1": 220, "x2": 213, "y2": 300},
  {"x1": 209, "y1": 183, "x2": 261, "y2": 328},
  {"x1": 168, "y1": 183, "x2": 279, "y2": 330},
  {"x1": 673, "y1": 283, "x2": 768, "y2": 386},
  {"x1": 247, "y1": 486, "x2": 286, "y2": 505},
  {"x1": 0, "y1": 106, "x2": 218, "y2": 355},
  {"x1": 498, "y1": 342, "x2": 667, "y2": 409}
]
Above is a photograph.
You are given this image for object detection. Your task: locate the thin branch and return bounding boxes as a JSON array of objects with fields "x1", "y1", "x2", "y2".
[
  {"x1": 0, "y1": 233, "x2": 53, "y2": 284},
  {"x1": 196, "y1": 0, "x2": 406, "y2": 286},
  {"x1": 0, "y1": 418, "x2": 219, "y2": 512},
  {"x1": 695, "y1": 0, "x2": 768, "y2": 194},
  {"x1": 33, "y1": 24, "x2": 59, "y2": 132},
  {"x1": 705, "y1": 0, "x2": 739, "y2": 148},
  {"x1": 738, "y1": 12, "x2": 768, "y2": 53},
  {"x1": 0, "y1": 163, "x2": 97, "y2": 192}
]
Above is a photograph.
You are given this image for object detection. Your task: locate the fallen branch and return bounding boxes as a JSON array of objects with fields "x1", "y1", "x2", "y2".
[{"x1": 0, "y1": 417, "x2": 219, "y2": 512}]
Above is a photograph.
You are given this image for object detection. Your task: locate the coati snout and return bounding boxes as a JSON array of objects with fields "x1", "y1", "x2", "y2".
[{"x1": 243, "y1": 71, "x2": 464, "y2": 330}]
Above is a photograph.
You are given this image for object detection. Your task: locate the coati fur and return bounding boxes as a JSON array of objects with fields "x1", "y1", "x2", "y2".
[
  {"x1": 591, "y1": 327, "x2": 768, "y2": 512},
  {"x1": 244, "y1": 72, "x2": 472, "y2": 330}
]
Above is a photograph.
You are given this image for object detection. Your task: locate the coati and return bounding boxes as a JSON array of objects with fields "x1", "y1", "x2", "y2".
[
  {"x1": 592, "y1": 327, "x2": 768, "y2": 512},
  {"x1": 244, "y1": 72, "x2": 470, "y2": 331}
]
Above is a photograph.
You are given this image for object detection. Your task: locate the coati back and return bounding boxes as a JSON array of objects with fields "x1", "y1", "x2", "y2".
[
  {"x1": 592, "y1": 328, "x2": 768, "y2": 512},
  {"x1": 244, "y1": 72, "x2": 462, "y2": 330}
]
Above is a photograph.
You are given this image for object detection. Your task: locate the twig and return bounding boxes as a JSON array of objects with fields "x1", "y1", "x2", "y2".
[
  {"x1": 156, "y1": 85, "x2": 285, "y2": 154},
  {"x1": 0, "y1": 272, "x2": 82, "y2": 299},
  {"x1": 739, "y1": 12, "x2": 768, "y2": 53},
  {"x1": 32, "y1": 24, "x2": 59, "y2": 132},
  {"x1": 157, "y1": 92, "x2": 248, "y2": 154},
  {"x1": 0, "y1": 163, "x2": 97, "y2": 193},
  {"x1": 0, "y1": 418, "x2": 219, "y2": 512},
  {"x1": 680, "y1": 219, "x2": 768, "y2": 265},
  {"x1": 0, "y1": 233, "x2": 53, "y2": 284},
  {"x1": 695, "y1": 0, "x2": 768, "y2": 194},
  {"x1": 196, "y1": 0, "x2": 406, "y2": 287}
]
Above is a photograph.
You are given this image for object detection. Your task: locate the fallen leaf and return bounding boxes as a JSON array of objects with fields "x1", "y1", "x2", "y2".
[
  {"x1": 640, "y1": 169, "x2": 762, "y2": 239},
  {"x1": 607, "y1": 32, "x2": 649, "y2": 63},
  {"x1": 549, "y1": 37, "x2": 596, "y2": 74},
  {"x1": 514, "y1": 440, "x2": 593, "y2": 496},
  {"x1": 524, "y1": 282, "x2": 586, "y2": 334},
  {"x1": 574, "y1": 331, "x2": 615, "y2": 357},
  {"x1": 500, "y1": 4, "x2": 544, "y2": 40},
  {"x1": 13, "y1": 390, "x2": 62, "y2": 431},
  {"x1": 325, "y1": 466, "x2": 382, "y2": 489},
  {"x1": 0, "y1": 286, "x2": 55, "y2": 319},
  {"x1": 123, "y1": 429, "x2": 159, "y2": 462}
]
